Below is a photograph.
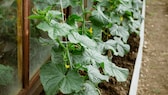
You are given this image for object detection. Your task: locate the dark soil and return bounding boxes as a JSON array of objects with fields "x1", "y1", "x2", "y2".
[{"x1": 98, "y1": 33, "x2": 140, "y2": 95}]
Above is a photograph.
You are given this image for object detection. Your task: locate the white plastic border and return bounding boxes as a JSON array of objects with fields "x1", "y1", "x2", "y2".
[{"x1": 129, "y1": 0, "x2": 146, "y2": 95}]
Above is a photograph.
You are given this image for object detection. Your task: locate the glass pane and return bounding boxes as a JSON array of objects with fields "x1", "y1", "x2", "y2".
[
  {"x1": 29, "y1": 0, "x2": 52, "y2": 79},
  {"x1": 0, "y1": 0, "x2": 21, "y2": 95},
  {"x1": 87, "y1": 0, "x2": 93, "y2": 10}
]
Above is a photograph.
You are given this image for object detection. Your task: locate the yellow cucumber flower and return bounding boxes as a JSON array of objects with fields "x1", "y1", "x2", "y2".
[
  {"x1": 120, "y1": 16, "x2": 124, "y2": 21},
  {"x1": 65, "y1": 64, "x2": 70, "y2": 69},
  {"x1": 88, "y1": 27, "x2": 93, "y2": 34}
]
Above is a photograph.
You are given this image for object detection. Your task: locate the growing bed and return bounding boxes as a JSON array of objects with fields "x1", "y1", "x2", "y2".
[
  {"x1": 99, "y1": 0, "x2": 145, "y2": 95},
  {"x1": 29, "y1": 0, "x2": 146, "y2": 95}
]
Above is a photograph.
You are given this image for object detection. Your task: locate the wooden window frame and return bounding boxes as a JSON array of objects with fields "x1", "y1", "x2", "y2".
[{"x1": 17, "y1": 0, "x2": 41, "y2": 94}]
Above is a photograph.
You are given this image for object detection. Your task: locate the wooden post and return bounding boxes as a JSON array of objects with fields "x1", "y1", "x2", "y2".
[{"x1": 23, "y1": 0, "x2": 30, "y2": 88}]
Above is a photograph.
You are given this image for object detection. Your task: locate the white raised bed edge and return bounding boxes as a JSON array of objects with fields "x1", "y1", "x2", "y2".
[{"x1": 129, "y1": 0, "x2": 146, "y2": 95}]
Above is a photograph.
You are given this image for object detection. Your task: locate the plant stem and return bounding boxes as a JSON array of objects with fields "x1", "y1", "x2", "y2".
[
  {"x1": 56, "y1": 38, "x2": 66, "y2": 50},
  {"x1": 97, "y1": 88, "x2": 102, "y2": 95},
  {"x1": 60, "y1": 0, "x2": 64, "y2": 23},
  {"x1": 65, "y1": 47, "x2": 73, "y2": 68},
  {"x1": 102, "y1": 30, "x2": 109, "y2": 36},
  {"x1": 60, "y1": 0, "x2": 73, "y2": 69},
  {"x1": 81, "y1": 0, "x2": 86, "y2": 34}
]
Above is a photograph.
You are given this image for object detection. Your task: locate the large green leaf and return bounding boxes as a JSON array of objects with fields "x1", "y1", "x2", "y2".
[
  {"x1": 37, "y1": 22, "x2": 53, "y2": 32},
  {"x1": 51, "y1": 46, "x2": 64, "y2": 64},
  {"x1": 106, "y1": 37, "x2": 130, "y2": 57},
  {"x1": 110, "y1": 12, "x2": 121, "y2": 25},
  {"x1": 73, "y1": 48, "x2": 129, "y2": 82},
  {"x1": 132, "y1": 0, "x2": 143, "y2": 10},
  {"x1": 132, "y1": 9, "x2": 142, "y2": 20},
  {"x1": 87, "y1": 65, "x2": 109, "y2": 83},
  {"x1": 72, "y1": 48, "x2": 108, "y2": 67},
  {"x1": 46, "y1": 10, "x2": 62, "y2": 20},
  {"x1": 74, "y1": 48, "x2": 129, "y2": 82},
  {"x1": 50, "y1": 20, "x2": 72, "y2": 37},
  {"x1": 129, "y1": 18, "x2": 141, "y2": 34},
  {"x1": 40, "y1": 63, "x2": 84, "y2": 95},
  {"x1": 82, "y1": 81, "x2": 99, "y2": 95},
  {"x1": 103, "y1": 61, "x2": 129, "y2": 82},
  {"x1": 72, "y1": 48, "x2": 109, "y2": 66},
  {"x1": 97, "y1": 37, "x2": 130, "y2": 57},
  {"x1": 68, "y1": 32, "x2": 97, "y2": 48},
  {"x1": 59, "y1": 69, "x2": 84, "y2": 93},
  {"x1": 90, "y1": 5, "x2": 110, "y2": 27},
  {"x1": 97, "y1": 41, "x2": 118, "y2": 56},
  {"x1": 37, "y1": 21, "x2": 72, "y2": 40},
  {"x1": 40, "y1": 63, "x2": 66, "y2": 95},
  {"x1": 84, "y1": 49, "x2": 108, "y2": 64},
  {"x1": 116, "y1": 0, "x2": 132, "y2": 15},
  {"x1": 92, "y1": 25, "x2": 102, "y2": 41},
  {"x1": 74, "y1": 81, "x2": 99, "y2": 95},
  {"x1": 110, "y1": 24, "x2": 129, "y2": 43}
]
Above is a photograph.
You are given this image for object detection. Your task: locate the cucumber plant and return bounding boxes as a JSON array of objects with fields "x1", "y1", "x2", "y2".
[{"x1": 29, "y1": 0, "x2": 142, "y2": 94}]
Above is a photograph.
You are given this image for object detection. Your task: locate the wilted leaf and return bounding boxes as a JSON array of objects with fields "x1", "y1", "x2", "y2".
[
  {"x1": 103, "y1": 61, "x2": 129, "y2": 82},
  {"x1": 87, "y1": 65, "x2": 109, "y2": 83}
]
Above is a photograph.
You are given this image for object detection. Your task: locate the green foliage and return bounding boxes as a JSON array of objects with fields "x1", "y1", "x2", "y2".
[
  {"x1": 99, "y1": 37, "x2": 130, "y2": 57},
  {"x1": 110, "y1": 24, "x2": 129, "y2": 43},
  {"x1": 30, "y1": 0, "x2": 143, "y2": 94},
  {"x1": 51, "y1": 46, "x2": 64, "y2": 64},
  {"x1": 40, "y1": 63, "x2": 84, "y2": 95},
  {"x1": 0, "y1": 64, "x2": 14, "y2": 86},
  {"x1": 0, "y1": 1, "x2": 16, "y2": 86},
  {"x1": 87, "y1": 65, "x2": 109, "y2": 83},
  {"x1": 103, "y1": 61, "x2": 129, "y2": 81},
  {"x1": 68, "y1": 32, "x2": 97, "y2": 48},
  {"x1": 90, "y1": 5, "x2": 110, "y2": 27},
  {"x1": 74, "y1": 81, "x2": 99, "y2": 95},
  {"x1": 67, "y1": 14, "x2": 83, "y2": 26},
  {"x1": 68, "y1": 43, "x2": 84, "y2": 55}
]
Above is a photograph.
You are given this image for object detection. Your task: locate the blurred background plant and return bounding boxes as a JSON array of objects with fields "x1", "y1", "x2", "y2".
[
  {"x1": 0, "y1": 0, "x2": 17, "y2": 62},
  {"x1": 0, "y1": 64, "x2": 14, "y2": 86},
  {"x1": 0, "y1": 0, "x2": 16, "y2": 42},
  {"x1": 0, "y1": 0, "x2": 16, "y2": 89}
]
